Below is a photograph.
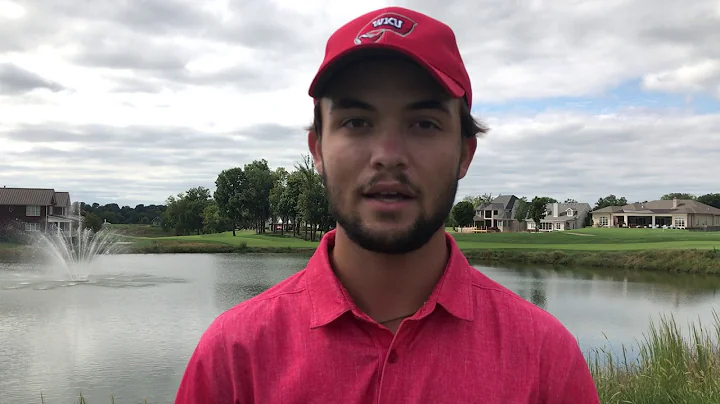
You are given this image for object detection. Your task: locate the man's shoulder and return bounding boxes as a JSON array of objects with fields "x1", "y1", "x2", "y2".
[
  {"x1": 467, "y1": 267, "x2": 570, "y2": 336},
  {"x1": 204, "y1": 268, "x2": 310, "y2": 339}
]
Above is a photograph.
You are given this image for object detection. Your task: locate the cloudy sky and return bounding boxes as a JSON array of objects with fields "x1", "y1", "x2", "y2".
[{"x1": 1, "y1": 0, "x2": 719, "y2": 207}]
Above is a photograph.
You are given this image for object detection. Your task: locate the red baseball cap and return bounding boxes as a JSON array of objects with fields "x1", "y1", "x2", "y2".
[{"x1": 308, "y1": 7, "x2": 473, "y2": 108}]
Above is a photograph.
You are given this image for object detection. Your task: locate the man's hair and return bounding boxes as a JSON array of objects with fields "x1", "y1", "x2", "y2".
[{"x1": 306, "y1": 99, "x2": 489, "y2": 138}]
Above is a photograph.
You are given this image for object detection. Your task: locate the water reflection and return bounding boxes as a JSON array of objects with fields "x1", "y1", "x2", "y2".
[{"x1": 0, "y1": 253, "x2": 718, "y2": 404}]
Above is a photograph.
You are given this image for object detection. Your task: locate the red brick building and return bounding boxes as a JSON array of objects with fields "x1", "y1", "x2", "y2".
[{"x1": 0, "y1": 187, "x2": 81, "y2": 234}]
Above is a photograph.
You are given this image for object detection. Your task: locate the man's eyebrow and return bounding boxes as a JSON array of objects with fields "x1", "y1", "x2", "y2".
[
  {"x1": 406, "y1": 99, "x2": 451, "y2": 115},
  {"x1": 328, "y1": 98, "x2": 451, "y2": 114},
  {"x1": 329, "y1": 98, "x2": 376, "y2": 112}
]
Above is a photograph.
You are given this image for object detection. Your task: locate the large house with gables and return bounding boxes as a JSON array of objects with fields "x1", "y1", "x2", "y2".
[
  {"x1": 0, "y1": 187, "x2": 81, "y2": 235},
  {"x1": 591, "y1": 198, "x2": 720, "y2": 229},
  {"x1": 525, "y1": 202, "x2": 592, "y2": 231},
  {"x1": 473, "y1": 195, "x2": 523, "y2": 232}
]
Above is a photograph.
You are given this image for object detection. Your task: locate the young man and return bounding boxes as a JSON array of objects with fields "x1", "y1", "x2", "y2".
[{"x1": 175, "y1": 6, "x2": 600, "y2": 404}]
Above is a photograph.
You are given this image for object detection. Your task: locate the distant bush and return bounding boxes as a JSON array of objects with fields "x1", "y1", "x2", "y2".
[{"x1": 0, "y1": 219, "x2": 26, "y2": 243}]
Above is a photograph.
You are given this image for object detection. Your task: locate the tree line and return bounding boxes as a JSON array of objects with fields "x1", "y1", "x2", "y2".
[
  {"x1": 160, "y1": 156, "x2": 333, "y2": 241},
  {"x1": 75, "y1": 168, "x2": 720, "y2": 238}
]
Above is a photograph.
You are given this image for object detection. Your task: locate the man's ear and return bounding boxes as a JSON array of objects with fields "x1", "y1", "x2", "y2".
[
  {"x1": 308, "y1": 129, "x2": 324, "y2": 176},
  {"x1": 457, "y1": 136, "x2": 477, "y2": 180}
]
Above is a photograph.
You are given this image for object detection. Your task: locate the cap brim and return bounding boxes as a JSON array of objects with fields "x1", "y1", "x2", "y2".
[{"x1": 308, "y1": 44, "x2": 465, "y2": 101}]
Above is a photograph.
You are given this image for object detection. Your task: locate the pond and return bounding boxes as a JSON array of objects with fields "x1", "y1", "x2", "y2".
[{"x1": 1, "y1": 253, "x2": 718, "y2": 403}]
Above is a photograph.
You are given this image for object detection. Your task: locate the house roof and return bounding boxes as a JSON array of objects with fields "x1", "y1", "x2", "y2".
[
  {"x1": 0, "y1": 187, "x2": 72, "y2": 207},
  {"x1": 476, "y1": 195, "x2": 518, "y2": 211},
  {"x1": 525, "y1": 202, "x2": 592, "y2": 221},
  {"x1": 593, "y1": 199, "x2": 720, "y2": 215},
  {"x1": 55, "y1": 192, "x2": 71, "y2": 207},
  {"x1": 0, "y1": 187, "x2": 56, "y2": 206}
]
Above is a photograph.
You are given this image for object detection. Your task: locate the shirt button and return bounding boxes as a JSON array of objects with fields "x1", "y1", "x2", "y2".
[{"x1": 387, "y1": 350, "x2": 398, "y2": 363}]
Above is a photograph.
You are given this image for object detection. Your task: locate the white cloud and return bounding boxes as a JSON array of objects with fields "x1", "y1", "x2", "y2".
[
  {"x1": 0, "y1": 0, "x2": 718, "y2": 206},
  {"x1": 643, "y1": 60, "x2": 720, "y2": 97}
]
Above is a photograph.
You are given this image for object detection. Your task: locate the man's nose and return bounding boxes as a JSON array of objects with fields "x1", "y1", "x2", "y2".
[{"x1": 368, "y1": 128, "x2": 409, "y2": 170}]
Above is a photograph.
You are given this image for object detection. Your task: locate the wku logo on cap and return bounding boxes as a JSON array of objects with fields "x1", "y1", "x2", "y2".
[{"x1": 354, "y1": 12, "x2": 417, "y2": 45}]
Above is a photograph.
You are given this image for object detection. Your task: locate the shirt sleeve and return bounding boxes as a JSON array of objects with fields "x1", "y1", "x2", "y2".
[
  {"x1": 175, "y1": 318, "x2": 238, "y2": 404},
  {"x1": 538, "y1": 322, "x2": 600, "y2": 404}
]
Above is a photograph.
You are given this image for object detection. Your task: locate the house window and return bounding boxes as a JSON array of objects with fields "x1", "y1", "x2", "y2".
[
  {"x1": 674, "y1": 217, "x2": 685, "y2": 228},
  {"x1": 555, "y1": 223, "x2": 562, "y2": 230},
  {"x1": 24, "y1": 222, "x2": 40, "y2": 232},
  {"x1": 567, "y1": 209, "x2": 574, "y2": 216},
  {"x1": 493, "y1": 210, "x2": 498, "y2": 215},
  {"x1": 598, "y1": 216, "x2": 609, "y2": 226},
  {"x1": 26, "y1": 205, "x2": 41, "y2": 216}
]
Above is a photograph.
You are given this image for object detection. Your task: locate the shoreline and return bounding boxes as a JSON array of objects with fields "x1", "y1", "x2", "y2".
[{"x1": 2, "y1": 241, "x2": 718, "y2": 274}]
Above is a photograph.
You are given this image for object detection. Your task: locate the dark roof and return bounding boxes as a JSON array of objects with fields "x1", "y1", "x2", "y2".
[
  {"x1": 0, "y1": 187, "x2": 55, "y2": 206},
  {"x1": 0, "y1": 187, "x2": 73, "y2": 207},
  {"x1": 55, "y1": 192, "x2": 71, "y2": 207},
  {"x1": 476, "y1": 195, "x2": 518, "y2": 211}
]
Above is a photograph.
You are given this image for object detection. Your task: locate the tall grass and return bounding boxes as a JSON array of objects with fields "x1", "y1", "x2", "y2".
[{"x1": 589, "y1": 311, "x2": 720, "y2": 403}]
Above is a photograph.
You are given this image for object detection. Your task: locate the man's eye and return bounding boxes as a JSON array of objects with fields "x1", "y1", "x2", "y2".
[
  {"x1": 342, "y1": 118, "x2": 370, "y2": 128},
  {"x1": 413, "y1": 120, "x2": 440, "y2": 130}
]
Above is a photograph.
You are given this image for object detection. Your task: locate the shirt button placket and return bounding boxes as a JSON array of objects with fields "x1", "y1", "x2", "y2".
[
  {"x1": 378, "y1": 324, "x2": 409, "y2": 404},
  {"x1": 387, "y1": 349, "x2": 398, "y2": 363}
]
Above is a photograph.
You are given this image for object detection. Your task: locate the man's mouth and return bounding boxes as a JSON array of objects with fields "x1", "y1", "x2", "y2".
[{"x1": 363, "y1": 192, "x2": 413, "y2": 202}]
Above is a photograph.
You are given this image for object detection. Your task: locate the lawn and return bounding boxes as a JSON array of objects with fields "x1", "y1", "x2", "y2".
[
  {"x1": 133, "y1": 227, "x2": 720, "y2": 251},
  {"x1": 142, "y1": 231, "x2": 320, "y2": 248},
  {"x1": 451, "y1": 227, "x2": 720, "y2": 251}
]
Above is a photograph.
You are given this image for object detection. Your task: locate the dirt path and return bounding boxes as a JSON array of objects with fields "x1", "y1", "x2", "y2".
[{"x1": 566, "y1": 232, "x2": 596, "y2": 237}]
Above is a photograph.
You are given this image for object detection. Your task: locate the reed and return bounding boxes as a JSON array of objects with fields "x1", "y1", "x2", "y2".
[{"x1": 589, "y1": 311, "x2": 720, "y2": 403}]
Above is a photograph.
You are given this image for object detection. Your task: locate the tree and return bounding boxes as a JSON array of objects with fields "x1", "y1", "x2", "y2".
[
  {"x1": 697, "y1": 193, "x2": 720, "y2": 209},
  {"x1": 163, "y1": 186, "x2": 212, "y2": 235},
  {"x1": 241, "y1": 160, "x2": 275, "y2": 233},
  {"x1": 201, "y1": 201, "x2": 232, "y2": 234},
  {"x1": 451, "y1": 201, "x2": 475, "y2": 228},
  {"x1": 594, "y1": 195, "x2": 627, "y2": 211},
  {"x1": 214, "y1": 167, "x2": 247, "y2": 236},
  {"x1": 564, "y1": 198, "x2": 578, "y2": 204},
  {"x1": 514, "y1": 197, "x2": 530, "y2": 222},
  {"x1": 81, "y1": 211, "x2": 103, "y2": 233},
  {"x1": 269, "y1": 167, "x2": 289, "y2": 233},
  {"x1": 282, "y1": 170, "x2": 304, "y2": 236},
  {"x1": 661, "y1": 193, "x2": 696, "y2": 200},
  {"x1": 463, "y1": 193, "x2": 494, "y2": 208},
  {"x1": 528, "y1": 197, "x2": 556, "y2": 229},
  {"x1": 295, "y1": 154, "x2": 327, "y2": 241}
]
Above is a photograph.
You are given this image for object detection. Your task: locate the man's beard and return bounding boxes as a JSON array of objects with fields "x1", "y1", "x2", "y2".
[{"x1": 322, "y1": 168, "x2": 459, "y2": 255}]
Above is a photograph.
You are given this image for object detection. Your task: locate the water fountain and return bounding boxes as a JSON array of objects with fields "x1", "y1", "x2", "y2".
[{"x1": 32, "y1": 225, "x2": 127, "y2": 282}]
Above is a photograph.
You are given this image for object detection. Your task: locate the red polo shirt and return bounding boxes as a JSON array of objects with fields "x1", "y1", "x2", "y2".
[{"x1": 175, "y1": 230, "x2": 599, "y2": 403}]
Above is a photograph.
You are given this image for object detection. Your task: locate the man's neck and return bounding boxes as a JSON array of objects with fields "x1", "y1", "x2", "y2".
[{"x1": 329, "y1": 227, "x2": 450, "y2": 324}]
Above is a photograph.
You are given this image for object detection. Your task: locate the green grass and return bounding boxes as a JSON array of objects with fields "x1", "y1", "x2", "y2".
[
  {"x1": 451, "y1": 227, "x2": 720, "y2": 250},
  {"x1": 107, "y1": 224, "x2": 171, "y2": 238},
  {"x1": 137, "y1": 227, "x2": 720, "y2": 250},
  {"x1": 122, "y1": 228, "x2": 720, "y2": 273},
  {"x1": 589, "y1": 311, "x2": 720, "y2": 403}
]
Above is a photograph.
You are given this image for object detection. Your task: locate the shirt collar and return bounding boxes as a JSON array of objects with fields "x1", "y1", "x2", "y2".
[{"x1": 305, "y1": 229, "x2": 474, "y2": 329}]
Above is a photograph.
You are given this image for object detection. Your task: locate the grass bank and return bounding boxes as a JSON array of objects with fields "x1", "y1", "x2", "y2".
[
  {"x1": 126, "y1": 227, "x2": 720, "y2": 274},
  {"x1": 589, "y1": 311, "x2": 720, "y2": 403},
  {"x1": 3, "y1": 227, "x2": 719, "y2": 273}
]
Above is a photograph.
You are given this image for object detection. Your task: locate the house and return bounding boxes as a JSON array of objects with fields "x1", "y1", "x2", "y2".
[
  {"x1": 0, "y1": 187, "x2": 82, "y2": 235},
  {"x1": 473, "y1": 195, "x2": 522, "y2": 232},
  {"x1": 591, "y1": 198, "x2": 720, "y2": 229},
  {"x1": 525, "y1": 202, "x2": 592, "y2": 231}
]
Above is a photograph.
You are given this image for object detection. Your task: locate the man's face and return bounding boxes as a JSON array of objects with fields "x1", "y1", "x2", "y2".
[{"x1": 309, "y1": 57, "x2": 476, "y2": 254}]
